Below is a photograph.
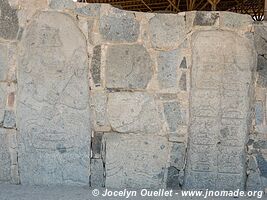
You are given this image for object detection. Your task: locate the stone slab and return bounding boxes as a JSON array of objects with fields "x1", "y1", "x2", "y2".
[
  {"x1": 149, "y1": 14, "x2": 185, "y2": 49},
  {"x1": 105, "y1": 44, "x2": 152, "y2": 89},
  {"x1": 0, "y1": 128, "x2": 12, "y2": 183},
  {"x1": 103, "y1": 133, "x2": 169, "y2": 188},
  {"x1": 17, "y1": 11, "x2": 91, "y2": 185},
  {"x1": 184, "y1": 30, "x2": 255, "y2": 190},
  {"x1": 107, "y1": 92, "x2": 162, "y2": 134},
  {"x1": 0, "y1": 0, "x2": 19, "y2": 40},
  {"x1": 100, "y1": 9, "x2": 139, "y2": 42}
]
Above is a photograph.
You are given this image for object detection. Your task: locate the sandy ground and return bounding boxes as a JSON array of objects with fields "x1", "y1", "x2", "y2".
[{"x1": 0, "y1": 184, "x2": 265, "y2": 200}]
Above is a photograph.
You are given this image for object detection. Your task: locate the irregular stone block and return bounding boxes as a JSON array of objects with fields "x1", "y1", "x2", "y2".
[
  {"x1": 90, "y1": 159, "x2": 104, "y2": 187},
  {"x1": 149, "y1": 14, "x2": 185, "y2": 49},
  {"x1": 17, "y1": 11, "x2": 91, "y2": 185},
  {"x1": 75, "y1": 4, "x2": 100, "y2": 17},
  {"x1": 184, "y1": 31, "x2": 255, "y2": 190},
  {"x1": 103, "y1": 133, "x2": 168, "y2": 188},
  {"x1": 0, "y1": 128, "x2": 12, "y2": 183},
  {"x1": 164, "y1": 102, "x2": 186, "y2": 133},
  {"x1": 179, "y1": 72, "x2": 187, "y2": 91},
  {"x1": 107, "y1": 92, "x2": 161, "y2": 134},
  {"x1": 91, "y1": 91, "x2": 110, "y2": 131},
  {"x1": 221, "y1": 12, "x2": 252, "y2": 30},
  {"x1": 106, "y1": 44, "x2": 152, "y2": 89},
  {"x1": 166, "y1": 166, "x2": 180, "y2": 189},
  {"x1": 100, "y1": 11, "x2": 139, "y2": 42},
  {"x1": 157, "y1": 49, "x2": 180, "y2": 89},
  {"x1": 0, "y1": 84, "x2": 6, "y2": 124},
  {"x1": 169, "y1": 143, "x2": 186, "y2": 170},
  {"x1": 90, "y1": 45, "x2": 101, "y2": 87},
  {"x1": 255, "y1": 101, "x2": 264, "y2": 125},
  {"x1": 193, "y1": 12, "x2": 219, "y2": 26},
  {"x1": 91, "y1": 132, "x2": 103, "y2": 159},
  {"x1": 0, "y1": 44, "x2": 8, "y2": 81},
  {"x1": 0, "y1": 0, "x2": 19, "y2": 40},
  {"x1": 49, "y1": 0, "x2": 75, "y2": 10},
  {"x1": 257, "y1": 55, "x2": 267, "y2": 87},
  {"x1": 254, "y1": 25, "x2": 267, "y2": 55},
  {"x1": 257, "y1": 153, "x2": 267, "y2": 178},
  {"x1": 246, "y1": 171, "x2": 263, "y2": 191},
  {"x1": 3, "y1": 110, "x2": 16, "y2": 128}
]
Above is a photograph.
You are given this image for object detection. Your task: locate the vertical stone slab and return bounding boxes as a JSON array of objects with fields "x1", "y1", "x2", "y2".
[
  {"x1": 184, "y1": 31, "x2": 255, "y2": 190},
  {"x1": 104, "y1": 133, "x2": 169, "y2": 188},
  {"x1": 17, "y1": 12, "x2": 91, "y2": 185}
]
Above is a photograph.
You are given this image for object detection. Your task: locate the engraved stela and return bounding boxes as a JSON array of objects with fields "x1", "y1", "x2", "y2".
[
  {"x1": 184, "y1": 31, "x2": 255, "y2": 190},
  {"x1": 17, "y1": 11, "x2": 91, "y2": 185}
]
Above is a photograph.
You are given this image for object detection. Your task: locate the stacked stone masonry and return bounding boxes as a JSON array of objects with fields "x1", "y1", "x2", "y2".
[{"x1": 0, "y1": 0, "x2": 265, "y2": 191}]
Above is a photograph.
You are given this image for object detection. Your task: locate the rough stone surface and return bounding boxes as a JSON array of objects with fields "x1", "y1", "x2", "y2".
[
  {"x1": 100, "y1": 10, "x2": 139, "y2": 42},
  {"x1": 164, "y1": 102, "x2": 186, "y2": 134},
  {"x1": 257, "y1": 55, "x2": 267, "y2": 87},
  {"x1": 257, "y1": 154, "x2": 267, "y2": 178},
  {"x1": 3, "y1": 110, "x2": 16, "y2": 128},
  {"x1": 193, "y1": 12, "x2": 219, "y2": 26},
  {"x1": 157, "y1": 49, "x2": 181, "y2": 89},
  {"x1": 179, "y1": 72, "x2": 187, "y2": 91},
  {"x1": 91, "y1": 91, "x2": 110, "y2": 131},
  {"x1": 0, "y1": 0, "x2": 19, "y2": 40},
  {"x1": 75, "y1": 4, "x2": 100, "y2": 17},
  {"x1": 49, "y1": 0, "x2": 75, "y2": 10},
  {"x1": 90, "y1": 159, "x2": 104, "y2": 187},
  {"x1": 91, "y1": 132, "x2": 103, "y2": 159},
  {"x1": 91, "y1": 45, "x2": 101, "y2": 87},
  {"x1": 107, "y1": 92, "x2": 162, "y2": 134},
  {"x1": 246, "y1": 171, "x2": 263, "y2": 191},
  {"x1": 184, "y1": 31, "x2": 255, "y2": 190},
  {"x1": 17, "y1": 11, "x2": 91, "y2": 185},
  {"x1": 255, "y1": 101, "x2": 264, "y2": 125},
  {"x1": 169, "y1": 143, "x2": 186, "y2": 170},
  {"x1": 104, "y1": 133, "x2": 169, "y2": 188},
  {"x1": 0, "y1": 44, "x2": 8, "y2": 81},
  {"x1": 106, "y1": 44, "x2": 152, "y2": 89},
  {"x1": 221, "y1": 12, "x2": 252, "y2": 30},
  {"x1": 166, "y1": 166, "x2": 180, "y2": 189},
  {"x1": 149, "y1": 14, "x2": 186, "y2": 49},
  {"x1": 0, "y1": 128, "x2": 12, "y2": 183},
  {"x1": 254, "y1": 25, "x2": 267, "y2": 55}
]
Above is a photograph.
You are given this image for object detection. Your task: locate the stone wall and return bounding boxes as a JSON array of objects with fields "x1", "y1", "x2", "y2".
[{"x1": 0, "y1": 0, "x2": 263, "y2": 190}]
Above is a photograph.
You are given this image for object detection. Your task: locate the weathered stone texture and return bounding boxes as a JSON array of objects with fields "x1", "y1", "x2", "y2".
[
  {"x1": 157, "y1": 49, "x2": 180, "y2": 89},
  {"x1": 3, "y1": 110, "x2": 16, "y2": 128},
  {"x1": 106, "y1": 44, "x2": 153, "y2": 89},
  {"x1": 103, "y1": 133, "x2": 168, "y2": 188},
  {"x1": 0, "y1": 0, "x2": 19, "y2": 40},
  {"x1": 0, "y1": 129, "x2": 18, "y2": 183},
  {"x1": 90, "y1": 159, "x2": 104, "y2": 187},
  {"x1": 75, "y1": 3, "x2": 100, "y2": 17},
  {"x1": 0, "y1": 128, "x2": 12, "y2": 183},
  {"x1": 193, "y1": 12, "x2": 219, "y2": 26},
  {"x1": 184, "y1": 31, "x2": 255, "y2": 190},
  {"x1": 107, "y1": 92, "x2": 162, "y2": 134},
  {"x1": 17, "y1": 12, "x2": 91, "y2": 185},
  {"x1": 91, "y1": 91, "x2": 110, "y2": 131},
  {"x1": 49, "y1": 0, "x2": 75, "y2": 10},
  {"x1": 149, "y1": 14, "x2": 185, "y2": 49},
  {"x1": 91, "y1": 45, "x2": 102, "y2": 87},
  {"x1": 0, "y1": 44, "x2": 8, "y2": 81},
  {"x1": 100, "y1": 10, "x2": 139, "y2": 42}
]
